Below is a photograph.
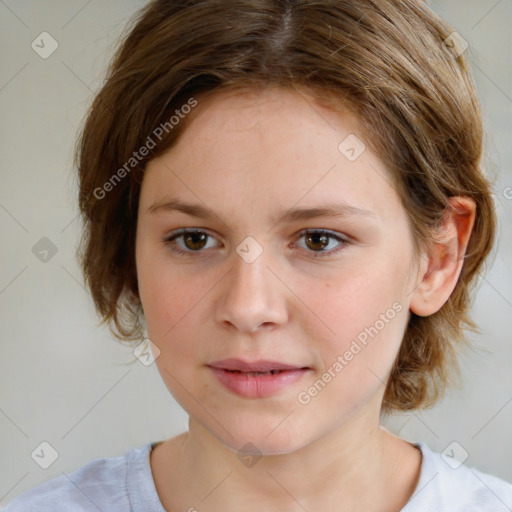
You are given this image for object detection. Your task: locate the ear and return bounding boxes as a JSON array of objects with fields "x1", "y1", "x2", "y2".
[{"x1": 409, "y1": 196, "x2": 476, "y2": 317}]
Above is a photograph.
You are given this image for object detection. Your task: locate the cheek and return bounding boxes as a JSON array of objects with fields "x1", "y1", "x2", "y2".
[
  {"x1": 297, "y1": 255, "x2": 410, "y2": 378},
  {"x1": 292, "y1": 272, "x2": 409, "y2": 419},
  {"x1": 137, "y1": 241, "x2": 203, "y2": 334},
  {"x1": 136, "y1": 253, "x2": 226, "y2": 390},
  {"x1": 142, "y1": 269, "x2": 208, "y2": 404}
]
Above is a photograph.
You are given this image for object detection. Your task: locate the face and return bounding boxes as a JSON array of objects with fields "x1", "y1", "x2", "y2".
[{"x1": 135, "y1": 86, "x2": 420, "y2": 455}]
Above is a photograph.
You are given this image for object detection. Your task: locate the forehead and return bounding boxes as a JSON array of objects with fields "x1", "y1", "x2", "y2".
[
  {"x1": 141, "y1": 86, "x2": 403, "y2": 227},
  {"x1": 180, "y1": 86, "x2": 359, "y2": 146}
]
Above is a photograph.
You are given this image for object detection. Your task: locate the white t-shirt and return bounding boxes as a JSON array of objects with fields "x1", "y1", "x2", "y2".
[{"x1": 3, "y1": 441, "x2": 512, "y2": 511}]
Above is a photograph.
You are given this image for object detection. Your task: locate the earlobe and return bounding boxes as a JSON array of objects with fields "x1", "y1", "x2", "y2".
[{"x1": 409, "y1": 196, "x2": 476, "y2": 317}]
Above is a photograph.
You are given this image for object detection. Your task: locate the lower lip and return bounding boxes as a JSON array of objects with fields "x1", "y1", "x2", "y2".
[{"x1": 208, "y1": 367, "x2": 309, "y2": 398}]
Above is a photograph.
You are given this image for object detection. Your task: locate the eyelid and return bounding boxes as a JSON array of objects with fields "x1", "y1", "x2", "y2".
[
  {"x1": 163, "y1": 227, "x2": 220, "y2": 247},
  {"x1": 162, "y1": 227, "x2": 351, "y2": 258},
  {"x1": 291, "y1": 228, "x2": 350, "y2": 258},
  {"x1": 294, "y1": 228, "x2": 350, "y2": 243}
]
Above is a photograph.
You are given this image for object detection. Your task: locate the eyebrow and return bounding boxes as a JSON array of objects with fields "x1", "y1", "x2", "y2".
[{"x1": 147, "y1": 198, "x2": 377, "y2": 224}]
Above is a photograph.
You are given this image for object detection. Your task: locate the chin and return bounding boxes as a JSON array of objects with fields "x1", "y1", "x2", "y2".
[{"x1": 206, "y1": 420, "x2": 314, "y2": 458}]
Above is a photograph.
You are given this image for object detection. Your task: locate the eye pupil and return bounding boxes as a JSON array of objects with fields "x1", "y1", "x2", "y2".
[
  {"x1": 166, "y1": 229, "x2": 345, "y2": 258},
  {"x1": 306, "y1": 232, "x2": 329, "y2": 251},
  {"x1": 184, "y1": 232, "x2": 208, "y2": 250}
]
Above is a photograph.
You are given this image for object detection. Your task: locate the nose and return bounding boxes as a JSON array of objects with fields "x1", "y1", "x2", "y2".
[{"x1": 215, "y1": 246, "x2": 288, "y2": 334}]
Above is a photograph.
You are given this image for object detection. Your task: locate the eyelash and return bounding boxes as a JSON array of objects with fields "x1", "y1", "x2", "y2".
[{"x1": 162, "y1": 228, "x2": 351, "y2": 258}]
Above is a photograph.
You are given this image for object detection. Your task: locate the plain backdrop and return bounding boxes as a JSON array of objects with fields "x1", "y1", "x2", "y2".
[{"x1": 1, "y1": 0, "x2": 511, "y2": 507}]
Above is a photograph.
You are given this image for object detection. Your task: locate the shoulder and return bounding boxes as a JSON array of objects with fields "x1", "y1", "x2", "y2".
[
  {"x1": 3, "y1": 443, "x2": 153, "y2": 512},
  {"x1": 403, "y1": 442, "x2": 512, "y2": 512}
]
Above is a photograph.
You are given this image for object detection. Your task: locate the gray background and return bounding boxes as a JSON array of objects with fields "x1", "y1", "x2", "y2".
[{"x1": 1, "y1": 0, "x2": 511, "y2": 507}]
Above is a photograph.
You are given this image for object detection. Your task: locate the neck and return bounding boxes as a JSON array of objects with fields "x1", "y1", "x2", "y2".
[{"x1": 154, "y1": 408, "x2": 419, "y2": 512}]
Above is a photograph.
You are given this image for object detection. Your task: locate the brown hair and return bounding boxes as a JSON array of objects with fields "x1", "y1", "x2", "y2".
[{"x1": 75, "y1": 0, "x2": 497, "y2": 412}]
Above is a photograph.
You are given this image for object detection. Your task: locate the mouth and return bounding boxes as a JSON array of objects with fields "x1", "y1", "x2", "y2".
[
  {"x1": 207, "y1": 358, "x2": 311, "y2": 398},
  {"x1": 222, "y1": 369, "x2": 293, "y2": 376},
  {"x1": 207, "y1": 358, "x2": 310, "y2": 373}
]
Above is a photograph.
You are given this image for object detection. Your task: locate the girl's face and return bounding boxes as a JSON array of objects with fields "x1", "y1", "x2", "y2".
[{"x1": 135, "y1": 87, "x2": 422, "y2": 454}]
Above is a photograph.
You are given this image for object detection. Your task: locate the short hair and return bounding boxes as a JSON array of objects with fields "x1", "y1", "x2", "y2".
[{"x1": 75, "y1": 0, "x2": 497, "y2": 413}]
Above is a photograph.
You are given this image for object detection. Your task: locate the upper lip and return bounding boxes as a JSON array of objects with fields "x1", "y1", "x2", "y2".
[{"x1": 208, "y1": 358, "x2": 309, "y2": 372}]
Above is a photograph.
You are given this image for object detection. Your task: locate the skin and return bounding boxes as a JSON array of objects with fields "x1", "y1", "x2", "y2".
[{"x1": 135, "y1": 86, "x2": 476, "y2": 512}]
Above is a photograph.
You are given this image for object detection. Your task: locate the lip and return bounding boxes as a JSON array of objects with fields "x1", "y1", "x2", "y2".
[
  {"x1": 208, "y1": 358, "x2": 309, "y2": 372},
  {"x1": 207, "y1": 358, "x2": 311, "y2": 398}
]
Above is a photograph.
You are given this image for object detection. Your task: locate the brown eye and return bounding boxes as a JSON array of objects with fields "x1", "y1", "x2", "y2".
[
  {"x1": 163, "y1": 228, "x2": 350, "y2": 259},
  {"x1": 305, "y1": 232, "x2": 330, "y2": 252},
  {"x1": 294, "y1": 229, "x2": 350, "y2": 258},
  {"x1": 163, "y1": 229, "x2": 219, "y2": 256},
  {"x1": 182, "y1": 232, "x2": 208, "y2": 251}
]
